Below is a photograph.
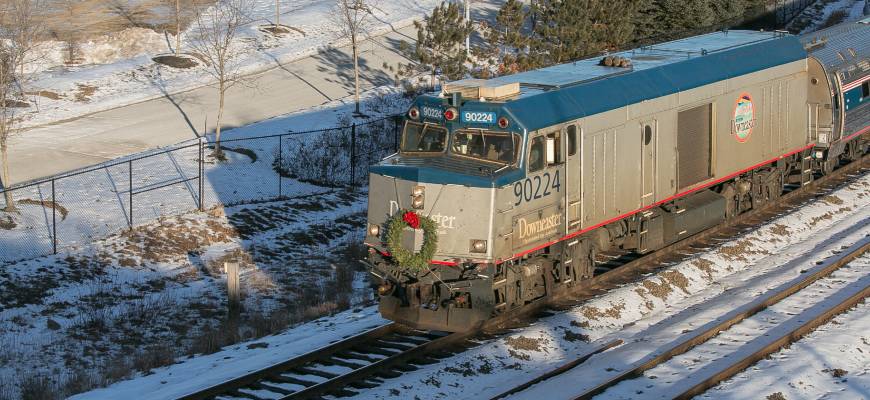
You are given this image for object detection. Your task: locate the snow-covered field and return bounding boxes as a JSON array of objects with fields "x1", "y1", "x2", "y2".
[
  {"x1": 0, "y1": 182, "x2": 376, "y2": 398},
  {"x1": 18, "y1": 0, "x2": 440, "y2": 128},
  {"x1": 0, "y1": 87, "x2": 412, "y2": 398}
]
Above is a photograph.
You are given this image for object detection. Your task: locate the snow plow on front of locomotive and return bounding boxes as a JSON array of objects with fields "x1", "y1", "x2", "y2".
[{"x1": 363, "y1": 97, "x2": 522, "y2": 332}]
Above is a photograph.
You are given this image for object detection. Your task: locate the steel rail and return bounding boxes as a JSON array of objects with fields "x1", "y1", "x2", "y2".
[
  {"x1": 572, "y1": 235, "x2": 870, "y2": 400},
  {"x1": 177, "y1": 323, "x2": 399, "y2": 400},
  {"x1": 674, "y1": 274, "x2": 870, "y2": 399}
]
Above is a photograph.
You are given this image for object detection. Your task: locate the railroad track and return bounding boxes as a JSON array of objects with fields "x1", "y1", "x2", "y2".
[
  {"x1": 181, "y1": 154, "x2": 869, "y2": 400},
  {"x1": 498, "y1": 232, "x2": 870, "y2": 400},
  {"x1": 177, "y1": 323, "x2": 462, "y2": 400}
]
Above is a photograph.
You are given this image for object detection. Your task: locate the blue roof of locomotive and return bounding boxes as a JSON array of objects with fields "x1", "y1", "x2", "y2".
[{"x1": 450, "y1": 30, "x2": 808, "y2": 132}]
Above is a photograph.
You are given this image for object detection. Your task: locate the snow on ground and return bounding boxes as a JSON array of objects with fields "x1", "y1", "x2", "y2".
[
  {"x1": 787, "y1": 0, "x2": 867, "y2": 33},
  {"x1": 590, "y1": 250, "x2": 870, "y2": 399},
  {"x1": 0, "y1": 187, "x2": 375, "y2": 398},
  {"x1": 0, "y1": 89, "x2": 412, "y2": 398},
  {"x1": 69, "y1": 307, "x2": 388, "y2": 400},
  {"x1": 706, "y1": 298, "x2": 870, "y2": 400},
  {"x1": 19, "y1": 0, "x2": 440, "y2": 128}
]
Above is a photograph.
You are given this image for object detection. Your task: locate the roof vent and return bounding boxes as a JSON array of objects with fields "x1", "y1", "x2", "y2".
[
  {"x1": 443, "y1": 79, "x2": 520, "y2": 100},
  {"x1": 599, "y1": 56, "x2": 632, "y2": 68}
]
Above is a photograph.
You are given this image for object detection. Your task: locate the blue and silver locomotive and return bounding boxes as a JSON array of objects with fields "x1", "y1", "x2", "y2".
[{"x1": 364, "y1": 20, "x2": 870, "y2": 332}]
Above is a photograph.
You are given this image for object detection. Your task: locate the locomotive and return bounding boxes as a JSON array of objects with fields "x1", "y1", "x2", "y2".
[{"x1": 363, "y1": 19, "x2": 870, "y2": 332}]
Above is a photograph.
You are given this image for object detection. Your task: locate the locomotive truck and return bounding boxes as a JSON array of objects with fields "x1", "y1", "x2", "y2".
[{"x1": 363, "y1": 19, "x2": 870, "y2": 332}]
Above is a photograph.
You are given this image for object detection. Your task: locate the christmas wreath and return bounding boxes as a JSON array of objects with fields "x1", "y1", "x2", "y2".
[{"x1": 385, "y1": 210, "x2": 438, "y2": 271}]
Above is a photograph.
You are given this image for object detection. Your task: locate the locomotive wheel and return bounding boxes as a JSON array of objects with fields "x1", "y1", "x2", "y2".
[
  {"x1": 569, "y1": 240, "x2": 597, "y2": 281},
  {"x1": 821, "y1": 157, "x2": 837, "y2": 176},
  {"x1": 721, "y1": 183, "x2": 737, "y2": 220}
]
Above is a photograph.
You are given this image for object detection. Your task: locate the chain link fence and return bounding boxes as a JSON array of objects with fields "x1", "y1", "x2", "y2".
[{"x1": 0, "y1": 114, "x2": 404, "y2": 264}]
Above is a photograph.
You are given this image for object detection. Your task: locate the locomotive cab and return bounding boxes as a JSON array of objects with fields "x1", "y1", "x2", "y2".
[{"x1": 364, "y1": 88, "x2": 529, "y2": 331}]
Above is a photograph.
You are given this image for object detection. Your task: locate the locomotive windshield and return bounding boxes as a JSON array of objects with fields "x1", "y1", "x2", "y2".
[
  {"x1": 452, "y1": 130, "x2": 518, "y2": 164},
  {"x1": 401, "y1": 122, "x2": 447, "y2": 153}
]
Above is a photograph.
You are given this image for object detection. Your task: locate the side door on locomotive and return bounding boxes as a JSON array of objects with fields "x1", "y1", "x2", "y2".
[{"x1": 505, "y1": 128, "x2": 567, "y2": 304}]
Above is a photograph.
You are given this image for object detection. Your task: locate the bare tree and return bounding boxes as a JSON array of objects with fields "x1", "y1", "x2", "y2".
[
  {"x1": 274, "y1": 0, "x2": 280, "y2": 26},
  {"x1": 57, "y1": 0, "x2": 81, "y2": 64},
  {"x1": 162, "y1": 0, "x2": 187, "y2": 56},
  {"x1": 188, "y1": 0, "x2": 251, "y2": 156},
  {"x1": 0, "y1": 0, "x2": 42, "y2": 211},
  {"x1": 333, "y1": 0, "x2": 376, "y2": 115}
]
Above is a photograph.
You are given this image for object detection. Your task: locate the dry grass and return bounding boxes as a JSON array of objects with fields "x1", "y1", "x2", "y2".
[
  {"x1": 821, "y1": 195, "x2": 844, "y2": 205},
  {"x1": 769, "y1": 224, "x2": 790, "y2": 237},
  {"x1": 581, "y1": 302, "x2": 626, "y2": 321},
  {"x1": 19, "y1": 198, "x2": 69, "y2": 220},
  {"x1": 692, "y1": 258, "x2": 716, "y2": 282},
  {"x1": 73, "y1": 84, "x2": 98, "y2": 103},
  {"x1": 504, "y1": 336, "x2": 547, "y2": 352},
  {"x1": 767, "y1": 392, "x2": 787, "y2": 400},
  {"x1": 641, "y1": 278, "x2": 673, "y2": 300},
  {"x1": 39, "y1": 0, "x2": 215, "y2": 41},
  {"x1": 25, "y1": 91, "x2": 62, "y2": 101},
  {"x1": 660, "y1": 270, "x2": 690, "y2": 295},
  {"x1": 0, "y1": 215, "x2": 16, "y2": 230},
  {"x1": 18, "y1": 373, "x2": 57, "y2": 400}
]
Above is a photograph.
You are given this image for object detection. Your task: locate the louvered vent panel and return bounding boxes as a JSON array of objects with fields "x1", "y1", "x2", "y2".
[{"x1": 677, "y1": 104, "x2": 712, "y2": 189}]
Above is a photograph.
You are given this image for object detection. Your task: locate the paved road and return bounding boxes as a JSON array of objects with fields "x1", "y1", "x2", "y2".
[{"x1": 5, "y1": 25, "x2": 418, "y2": 185}]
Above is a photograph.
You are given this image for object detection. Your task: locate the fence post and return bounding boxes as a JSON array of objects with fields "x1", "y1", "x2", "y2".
[
  {"x1": 51, "y1": 179, "x2": 56, "y2": 255},
  {"x1": 278, "y1": 135, "x2": 283, "y2": 199},
  {"x1": 394, "y1": 116, "x2": 399, "y2": 152},
  {"x1": 225, "y1": 260, "x2": 241, "y2": 336},
  {"x1": 350, "y1": 123, "x2": 356, "y2": 187},
  {"x1": 198, "y1": 137, "x2": 204, "y2": 211},
  {"x1": 128, "y1": 160, "x2": 133, "y2": 229}
]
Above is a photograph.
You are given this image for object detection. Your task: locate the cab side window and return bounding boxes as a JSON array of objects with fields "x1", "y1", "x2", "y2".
[
  {"x1": 567, "y1": 125, "x2": 577, "y2": 156},
  {"x1": 528, "y1": 136, "x2": 545, "y2": 172},
  {"x1": 547, "y1": 131, "x2": 563, "y2": 165}
]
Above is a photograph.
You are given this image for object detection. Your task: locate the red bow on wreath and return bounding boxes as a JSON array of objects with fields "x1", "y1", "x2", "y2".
[{"x1": 402, "y1": 211, "x2": 420, "y2": 229}]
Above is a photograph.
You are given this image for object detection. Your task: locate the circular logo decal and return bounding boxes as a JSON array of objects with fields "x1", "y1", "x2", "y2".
[{"x1": 733, "y1": 93, "x2": 755, "y2": 142}]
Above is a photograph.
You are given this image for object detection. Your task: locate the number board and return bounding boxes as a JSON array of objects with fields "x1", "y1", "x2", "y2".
[
  {"x1": 461, "y1": 111, "x2": 496, "y2": 124},
  {"x1": 421, "y1": 106, "x2": 442, "y2": 120}
]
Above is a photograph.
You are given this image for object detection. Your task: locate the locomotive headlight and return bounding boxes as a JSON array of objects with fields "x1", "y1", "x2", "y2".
[
  {"x1": 411, "y1": 186, "x2": 425, "y2": 209},
  {"x1": 368, "y1": 224, "x2": 380, "y2": 237},
  {"x1": 470, "y1": 239, "x2": 487, "y2": 253},
  {"x1": 815, "y1": 150, "x2": 824, "y2": 159},
  {"x1": 408, "y1": 106, "x2": 420, "y2": 120},
  {"x1": 411, "y1": 195, "x2": 425, "y2": 209}
]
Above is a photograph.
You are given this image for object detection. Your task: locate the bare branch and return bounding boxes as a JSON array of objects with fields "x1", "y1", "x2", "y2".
[
  {"x1": 331, "y1": 0, "x2": 378, "y2": 114},
  {"x1": 0, "y1": 0, "x2": 44, "y2": 209},
  {"x1": 187, "y1": 0, "x2": 253, "y2": 154}
]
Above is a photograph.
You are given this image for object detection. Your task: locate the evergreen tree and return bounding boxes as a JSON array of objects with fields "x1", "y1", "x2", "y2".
[
  {"x1": 414, "y1": 2, "x2": 473, "y2": 82},
  {"x1": 479, "y1": 0, "x2": 534, "y2": 74},
  {"x1": 529, "y1": 0, "x2": 642, "y2": 66},
  {"x1": 709, "y1": 0, "x2": 748, "y2": 25},
  {"x1": 635, "y1": 0, "x2": 716, "y2": 40}
]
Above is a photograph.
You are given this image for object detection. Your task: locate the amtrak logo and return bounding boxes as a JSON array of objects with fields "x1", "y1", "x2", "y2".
[{"x1": 733, "y1": 93, "x2": 755, "y2": 142}]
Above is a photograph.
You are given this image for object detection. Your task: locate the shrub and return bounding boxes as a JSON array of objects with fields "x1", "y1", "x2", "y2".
[{"x1": 273, "y1": 117, "x2": 399, "y2": 187}]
